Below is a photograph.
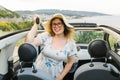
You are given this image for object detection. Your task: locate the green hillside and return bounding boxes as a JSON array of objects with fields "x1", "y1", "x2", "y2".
[{"x1": 0, "y1": 5, "x2": 20, "y2": 18}]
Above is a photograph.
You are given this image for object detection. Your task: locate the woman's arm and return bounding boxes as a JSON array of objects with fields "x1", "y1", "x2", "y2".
[
  {"x1": 26, "y1": 16, "x2": 41, "y2": 46},
  {"x1": 56, "y1": 57, "x2": 75, "y2": 80}
]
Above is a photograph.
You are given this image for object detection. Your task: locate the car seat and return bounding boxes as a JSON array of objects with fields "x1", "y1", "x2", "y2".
[
  {"x1": 74, "y1": 39, "x2": 120, "y2": 80},
  {"x1": 17, "y1": 43, "x2": 54, "y2": 80}
]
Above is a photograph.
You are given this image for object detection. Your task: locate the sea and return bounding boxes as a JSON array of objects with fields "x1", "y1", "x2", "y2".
[{"x1": 69, "y1": 15, "x2": 120, "y2": 30}]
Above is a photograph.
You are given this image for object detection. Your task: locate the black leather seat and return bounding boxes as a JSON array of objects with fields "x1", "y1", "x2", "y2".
[
  {"x1": 74, "y1": 39, "x2": 120, "y2": 80},
  {"x1": 18, "y1": 43, "x2": 37, "y2": 62},
  {"x1": 17, "y1": 43, "x2": 54, "y2": 80}
]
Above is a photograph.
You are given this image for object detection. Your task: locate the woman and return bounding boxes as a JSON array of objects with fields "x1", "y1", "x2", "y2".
[{"x1": 26, "y1": 13, "x2": 77, "y2": 80}]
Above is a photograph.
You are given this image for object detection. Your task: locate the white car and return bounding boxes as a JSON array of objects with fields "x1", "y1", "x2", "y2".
[{"x1": 0, "y1": 19, "x2": 120, "y2": 80}]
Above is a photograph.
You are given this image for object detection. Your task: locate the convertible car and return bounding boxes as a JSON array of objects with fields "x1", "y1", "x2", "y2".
[{"x1": 0, "y1": 17, "x2": 120, "y2": 80}]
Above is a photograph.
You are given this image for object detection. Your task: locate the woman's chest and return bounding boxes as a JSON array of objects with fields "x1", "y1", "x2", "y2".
[{"x1": 42, "y1": 45, "x2": 69, "y2": 61}]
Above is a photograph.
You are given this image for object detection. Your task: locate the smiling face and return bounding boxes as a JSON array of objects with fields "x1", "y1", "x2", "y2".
[{"x1": 51, "y1": 18, "x2": 65, "y2": 35}]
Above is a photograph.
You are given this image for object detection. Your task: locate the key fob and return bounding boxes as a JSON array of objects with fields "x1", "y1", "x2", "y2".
[{"x1": 36, "y1": 17, "x2": 39, "y2": 24}]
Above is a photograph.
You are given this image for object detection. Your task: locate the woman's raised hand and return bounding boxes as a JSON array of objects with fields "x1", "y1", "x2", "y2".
[{"x1": 33, "y1": 15, "x2": 40, "y2": 25}]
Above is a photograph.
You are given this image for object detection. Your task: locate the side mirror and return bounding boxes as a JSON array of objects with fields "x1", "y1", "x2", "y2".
[{"x1": 114, "y1": 43, "x2": 120, "y2": 53}]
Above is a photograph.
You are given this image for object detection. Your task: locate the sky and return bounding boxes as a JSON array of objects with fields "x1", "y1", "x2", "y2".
[{"x1": 0, "y1": 0, "x2": 120, "y2": 15}]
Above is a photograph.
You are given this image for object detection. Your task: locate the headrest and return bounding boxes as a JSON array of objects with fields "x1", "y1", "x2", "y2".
[
  {"x1": 18, "y1": 43, "x2": 37, "y2": 62},
  {"x1": 88, "y1": 39, "x2": 108, "y2": 58}
]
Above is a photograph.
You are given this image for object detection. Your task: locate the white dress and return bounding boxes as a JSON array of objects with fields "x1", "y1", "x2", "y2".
[{"x1": 35, "y1": 32, "x2": 77, "y2": 79}]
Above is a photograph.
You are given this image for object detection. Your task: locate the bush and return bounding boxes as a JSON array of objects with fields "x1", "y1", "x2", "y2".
[
  {"x1": 0, "y1": 21, "x2": 33, "y2": 31},
  {"x1": 0, "y1": 22, "x2": 13, "y2": 31}
]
